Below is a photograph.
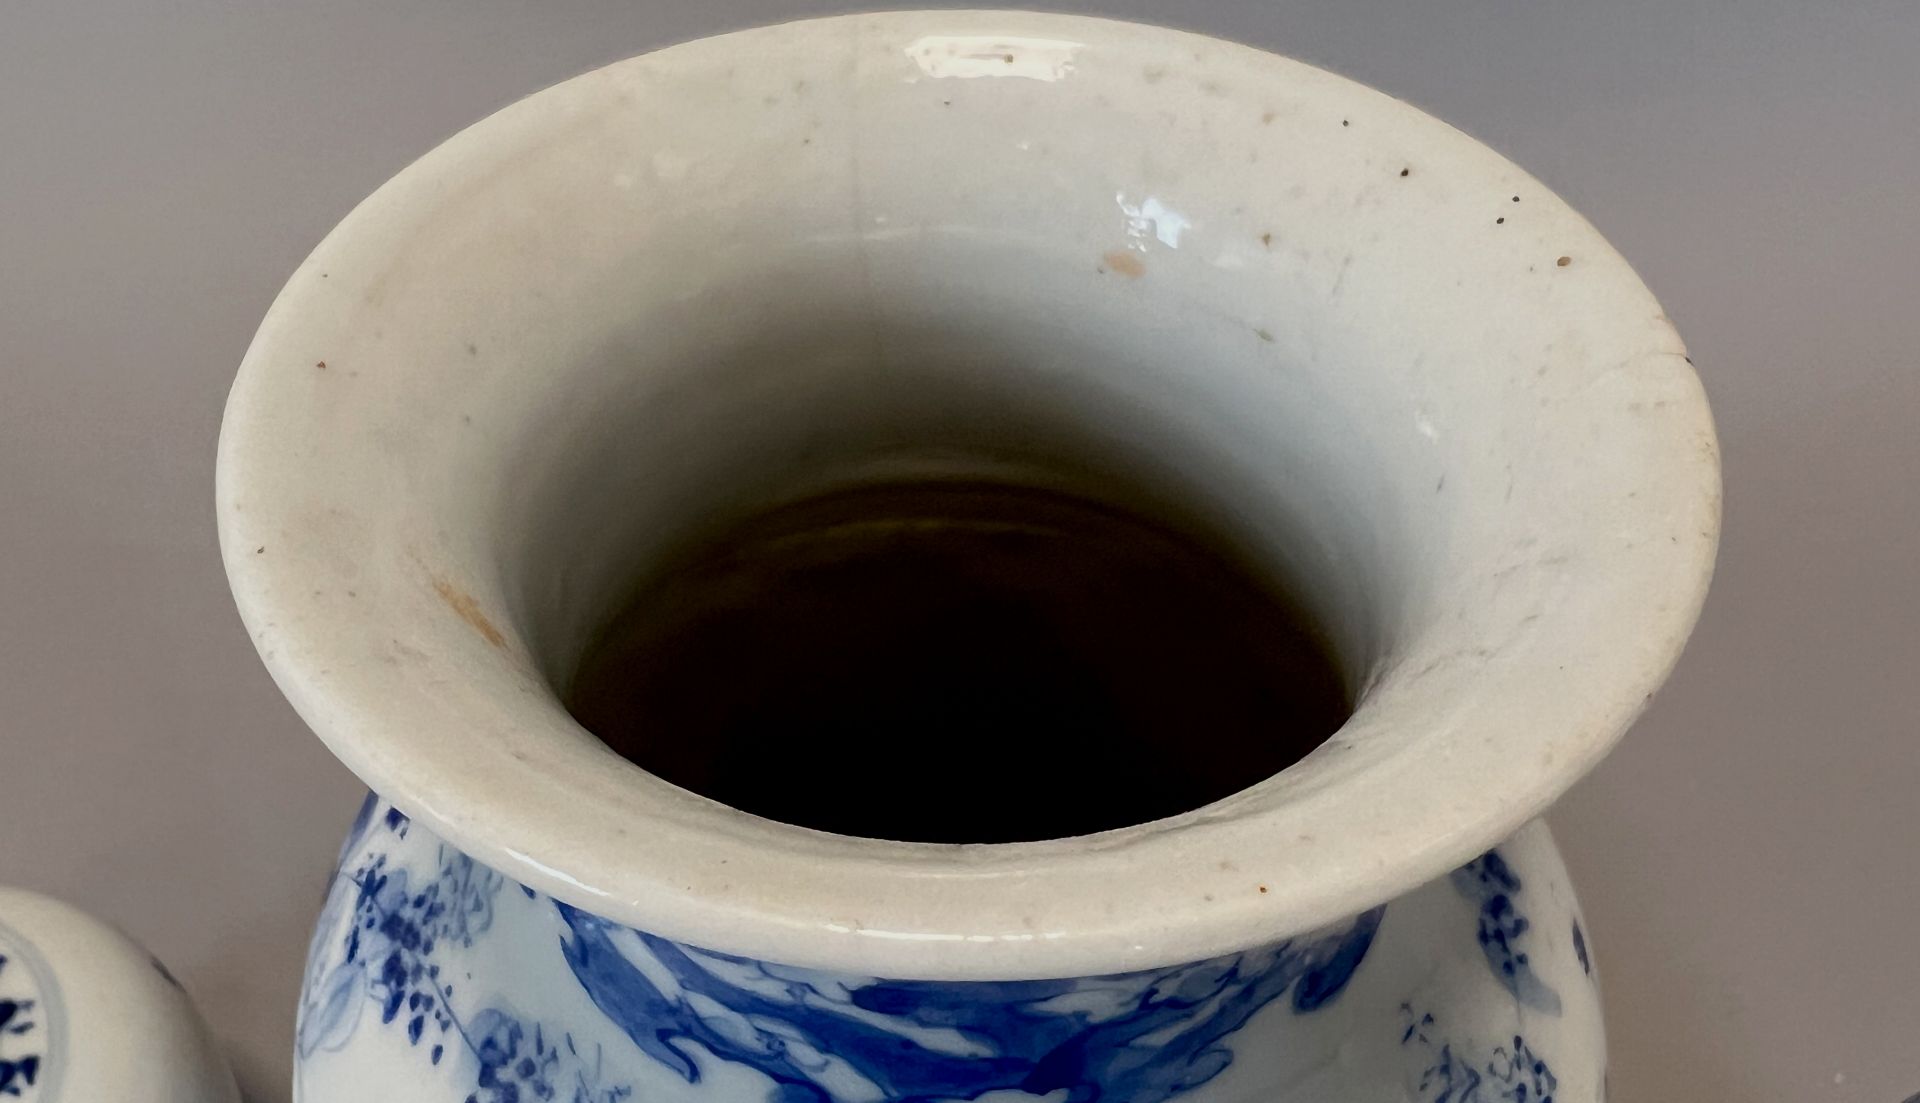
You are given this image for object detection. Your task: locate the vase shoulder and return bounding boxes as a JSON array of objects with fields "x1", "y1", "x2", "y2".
[{"x1": 297, "y1": 796, "x2": 1603, "y2": 1103}]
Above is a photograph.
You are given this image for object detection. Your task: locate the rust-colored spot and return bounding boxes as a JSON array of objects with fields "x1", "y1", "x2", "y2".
[
  {"x1": 1400, "y1": 167, "x2": 1411, "y2": 177},
  {"x1": 315, "y1": 360, "x2": 327, "y2": 369},
  {"x1": 1102, "y1": 250, "x2": 1146, "y2": 278},
  {"x1": 1257, "y1": 885, "x2": 1269, "y2": 894},
  {"x1": 432, "y1": 577, "x2": 506, "y2": 648},
  {"x1": 1556, "y1": 255, "x2": 1572, "y2": 267}
]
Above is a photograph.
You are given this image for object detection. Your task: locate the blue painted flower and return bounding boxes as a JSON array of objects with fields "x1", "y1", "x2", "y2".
[
  {"x1": 299, "y1": 798, "x2": 515, "y2": 1061},
  {"x1": 300, "y1": 800, "x2": 633, "y2": 1103}
]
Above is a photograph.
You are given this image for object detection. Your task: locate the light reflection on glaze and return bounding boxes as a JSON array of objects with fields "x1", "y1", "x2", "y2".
[
  {"x1": 905, "y1": 36, "x2": 1082, "y2": 82},
  {"x1": 833, "y1": 928, "x2": 1072, "y2": 944},
  {"x1": 1117, "y1": 193, "x2": 1193, "y2": 248}
]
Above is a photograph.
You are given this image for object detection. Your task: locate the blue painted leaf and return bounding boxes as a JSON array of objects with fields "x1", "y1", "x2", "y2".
[{"x1": 298, "y1": 960, "x2": 366, "y2": 1057}]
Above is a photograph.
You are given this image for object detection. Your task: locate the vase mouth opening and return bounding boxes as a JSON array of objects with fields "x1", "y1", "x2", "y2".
[{"x1": 218, "y1": 10, "x2": 1718, "y2": 978}]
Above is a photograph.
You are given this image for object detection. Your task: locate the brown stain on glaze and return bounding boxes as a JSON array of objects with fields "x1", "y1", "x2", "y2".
[
  {"x1": 432, "y1": 576, "x2": 506, "y2": 648},
  {"x1": 1556, "y1": 255, "x2": 1572, "y2": 267},
  {"x1": 1102, "y1": 250, "x2": 1146, "y2": 278},
  {"x1": 315, "y1": 360, "x2": 327, "y2": 370}
]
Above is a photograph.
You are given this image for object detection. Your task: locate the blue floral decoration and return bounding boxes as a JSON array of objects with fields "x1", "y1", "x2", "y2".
[
  {"x1": 298, "y1": 801, "x2": 632, "y2": 1103},
  {"x1": 556, "y1": 901, "x2": 1383, "y2": 1103},
  {"x1": 1401, "y1": 1004, "x2": 1558, "y2": 1103},
  {"x1": 0, "y1": 953, "x2": 40, "y2": 1098},
  {"x1": 1451, "y1": 850, "x2": 1561, "y2": 1014},
  {"x1": 301, "y1": 796, "x2": 1398, "y2": 1103}
]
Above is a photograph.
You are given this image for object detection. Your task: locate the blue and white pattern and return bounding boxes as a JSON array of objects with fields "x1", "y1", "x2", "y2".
[
  {"x1": 300, "y1": 797, "x2": 632, "y2": 1102},
  {"x1": 1451, "y1": 850, "x2": 1562, "y2": 1014},
  {"x1": 555, "y1": 902, "x2": 1381, "y2": 1103},
  {"x1": 298, "y1": 799, "x2": 1605, "y2": 1103},
  {"x1": 1400, "y1": 1004, "x2": 1560, "y2": 1103},
  {"x1": 0, "y1": 944, "x2": 44, "y2": 1099},
  {"x1": 298, "y1": 797, "x2": 1384, "y2": 1103},
  {"x1": 298, "y1": 800, "x2": 494, "y2": 1062}
]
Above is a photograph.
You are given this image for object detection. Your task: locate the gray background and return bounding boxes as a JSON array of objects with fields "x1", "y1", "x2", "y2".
[{"x1": 2, "y1": 1, "x2": 1914, "y2": 1100}]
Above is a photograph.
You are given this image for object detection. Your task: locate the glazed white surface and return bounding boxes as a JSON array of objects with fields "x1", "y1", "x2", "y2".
[{"x1": 217, "y1": 11, "x2": 1717, "y2": 980}]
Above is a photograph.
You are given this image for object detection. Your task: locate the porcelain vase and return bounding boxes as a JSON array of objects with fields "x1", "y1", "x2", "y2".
[{"x1": 217, "y1": 12, "x2": 1720, "y2": 1103}]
